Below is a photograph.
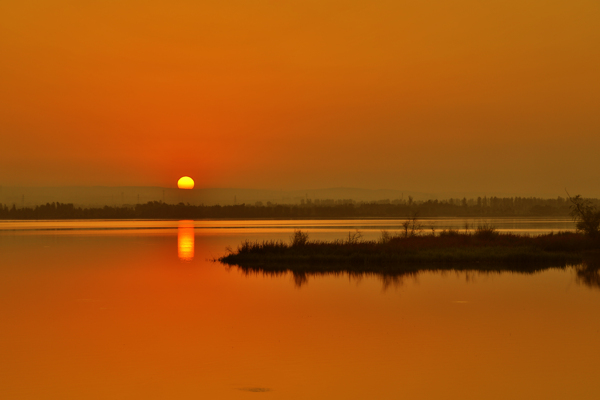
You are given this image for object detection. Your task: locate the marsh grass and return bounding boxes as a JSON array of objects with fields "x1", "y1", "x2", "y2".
[{"x1": 219, "y1": 230, "x2": 599, "y2": 271}]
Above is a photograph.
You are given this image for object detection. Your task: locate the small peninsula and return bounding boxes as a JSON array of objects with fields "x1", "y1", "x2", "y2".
[
  {"x1": 219, "y1": 228, "x2": 599, "y2": 273},
  {"x1": 220, "y1": 196, "x2": 600, "y2": 275}
]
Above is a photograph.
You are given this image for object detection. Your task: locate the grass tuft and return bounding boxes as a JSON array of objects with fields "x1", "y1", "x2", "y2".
[{"x1": 219, "y1": 230, "x2": 600, "y2": 274}]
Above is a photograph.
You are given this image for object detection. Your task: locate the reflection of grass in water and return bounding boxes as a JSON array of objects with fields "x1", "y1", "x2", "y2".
[
  {"x1": 228, "y1": 262, "x2": 600, "y2": 291},
  {"x1": 227, "y1": 262, "x2": 567, "y2": 289},
  {"x1": 575, "y1": 259, "x2": 600, "y2": 290}
]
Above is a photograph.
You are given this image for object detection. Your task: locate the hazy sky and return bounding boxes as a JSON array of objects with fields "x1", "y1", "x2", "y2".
[{"x1": 1, "y1": 1, "x2": 599, "y2": 196}]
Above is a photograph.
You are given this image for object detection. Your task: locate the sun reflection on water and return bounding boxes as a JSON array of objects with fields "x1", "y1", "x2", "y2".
[{"x1": 177, "y1": 220, "x2": 195, "y2": 261}]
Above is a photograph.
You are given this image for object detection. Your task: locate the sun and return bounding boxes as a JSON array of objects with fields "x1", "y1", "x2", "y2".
[{"x1": 177, "y1": 176, "x2": 194, "y2": 189}]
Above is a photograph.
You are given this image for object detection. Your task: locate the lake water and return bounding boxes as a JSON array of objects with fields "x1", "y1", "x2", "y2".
[{"x1": 1, "y1": 218, "x2": 599, "y2": 399}]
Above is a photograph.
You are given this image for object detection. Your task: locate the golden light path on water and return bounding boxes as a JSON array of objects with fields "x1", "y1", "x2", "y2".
[
  {"x1": 177, "y1": 221, "x2": 195, "y2": 261},
  {"x1": 0, "y1": 219, "x2": 599, "y2": 400}
]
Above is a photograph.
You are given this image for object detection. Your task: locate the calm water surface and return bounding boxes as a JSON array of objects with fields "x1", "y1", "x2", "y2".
[{"x1": 1, "y1": 219, "x2": 599, "y2": 399}]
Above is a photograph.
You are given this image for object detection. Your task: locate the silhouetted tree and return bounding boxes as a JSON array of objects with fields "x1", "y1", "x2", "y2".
[{"x1": 568, "y1": 194, "x2": 600, "y2": 238}]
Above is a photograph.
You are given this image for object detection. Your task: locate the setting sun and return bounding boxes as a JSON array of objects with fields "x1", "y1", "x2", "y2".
[{"x1": 177, "y1": 176, "x2": 194, "y2": 189}]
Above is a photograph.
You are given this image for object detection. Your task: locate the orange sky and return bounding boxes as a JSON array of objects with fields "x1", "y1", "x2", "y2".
[{"x1": 1, "y1": 1, "x2": 599, "y2": 196}]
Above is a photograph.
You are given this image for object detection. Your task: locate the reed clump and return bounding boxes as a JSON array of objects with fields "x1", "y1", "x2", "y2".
[{"x1": 219, "y1": 227, "x2": 599, "y2": 272}]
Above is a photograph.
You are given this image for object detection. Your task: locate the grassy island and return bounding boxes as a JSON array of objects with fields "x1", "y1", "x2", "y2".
[
  {"x1": 221, "y1": 196, "x2": 600, "y2": 275},
  {"x1": 219, "y1": 228, "x2": 600, "y2": 275}
]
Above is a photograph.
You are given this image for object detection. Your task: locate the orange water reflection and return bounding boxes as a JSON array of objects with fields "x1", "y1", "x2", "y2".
[
  {"x1": 1, "y1": 228, "x2": 600, "y2": 399},
  {"x1": 177, "y1": 221, "x2": 194, "y2": 261}
]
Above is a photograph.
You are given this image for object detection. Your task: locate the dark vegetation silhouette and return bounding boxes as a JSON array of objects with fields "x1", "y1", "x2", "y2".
[
  {"x1": 567, "y1": 193, "x2": 600, "y2": 238},
  {"x1": 220, "y1": 227, "x2": 600, "y2": 289},
  {"x1": 219, "y1": 202, "x2": 600, "y2": 286},
  {"x1": 220, "y1": 227, "x2": 597, "y2": 267},
  {"x1": 228, "y1": 261, "x2": 600, "y2": 290},
  {"x1": 575, "y1": 259, "x2": 600, "y2": 290},
  {"x1": 2, "y1": 195, "x2": 596, "y2": 219}
]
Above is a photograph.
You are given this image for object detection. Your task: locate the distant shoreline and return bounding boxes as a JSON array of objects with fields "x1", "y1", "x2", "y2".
[{"x1": 1, "y1": 199, "x2": 589, "y2": 220}]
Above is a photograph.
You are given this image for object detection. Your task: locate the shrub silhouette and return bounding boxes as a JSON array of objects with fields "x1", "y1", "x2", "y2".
[
  {"x1": 475, "y1": 222, "x2": 499, "y2": 239},
  {"x1": 568, "y1": 194, "x2": 600, "y2": 238},
  {"x1": 290, "y1": 230, "x2": 310, "y2": 246}
]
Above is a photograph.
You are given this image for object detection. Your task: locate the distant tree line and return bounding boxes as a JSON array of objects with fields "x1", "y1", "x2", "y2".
[{"x1": 1, "y1": 196, "x2": 596, "y2": 219}]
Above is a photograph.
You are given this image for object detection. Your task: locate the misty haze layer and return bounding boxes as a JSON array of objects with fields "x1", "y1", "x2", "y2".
[{"x1": 1, "y1": 1, "x2": 599, "y2": 196}]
